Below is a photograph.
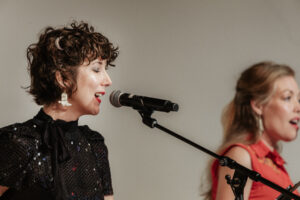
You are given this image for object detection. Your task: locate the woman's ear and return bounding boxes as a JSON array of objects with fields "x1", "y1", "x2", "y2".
[
  {"x1": 55, "y1": 71, "x2": 65, "y2": 88},
  {"x1": 250, "y1": 100, "x2": 263, "y2": 116}
]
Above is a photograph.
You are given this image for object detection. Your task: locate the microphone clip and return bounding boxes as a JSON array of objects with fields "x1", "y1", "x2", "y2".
[{"x1": 138, "y1": 109, "x2": 157, "y2": 128}]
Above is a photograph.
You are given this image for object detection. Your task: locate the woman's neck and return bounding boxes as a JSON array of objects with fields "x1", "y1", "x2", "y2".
[
  {"x1": 260, "y1": 132, "x2": 277, "y2": 151},
  {"x1": 43, "y1": 103, "x2": 79, "y2": 122}
]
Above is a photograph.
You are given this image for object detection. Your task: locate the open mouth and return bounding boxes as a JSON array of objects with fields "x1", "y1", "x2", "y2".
[
  {"x1": 290, "y1": 119, "x2": 299, "y2": 129},
  {"x1": 95, "y1": 93, "x2": 103, "y2": 98},
  {"x1": 290, "y1": 119, "x2": 299, "y2": 125},
  {"x1": 95, "y1": 93, "x2": 103, "y2": 103}
]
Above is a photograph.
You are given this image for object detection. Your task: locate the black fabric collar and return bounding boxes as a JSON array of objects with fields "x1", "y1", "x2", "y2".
[
  {"x1": 33, "y1": 108, "x2": 104, "y2": 141},
  {"x1": 1, "y1": 109, "x2": 104, "y2": 142},
  {"x1": 33, "y1": 108, "x2": 78, "y2": 132}
]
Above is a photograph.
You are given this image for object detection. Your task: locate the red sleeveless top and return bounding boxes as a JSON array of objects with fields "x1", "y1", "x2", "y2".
[{"x1": 211, "y1": 140, "x2": 299, "y2": 199}]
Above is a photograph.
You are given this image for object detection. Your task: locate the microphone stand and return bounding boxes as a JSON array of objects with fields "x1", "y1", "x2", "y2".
[{"x1": 137, "y1": 109, "x2": 300, "y2": 200}]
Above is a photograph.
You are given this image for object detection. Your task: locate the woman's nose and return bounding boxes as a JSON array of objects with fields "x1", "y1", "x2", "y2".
[
  {"x1": 101, "y1": 71, "x2": 112, "y2": 87},
  {"x1": 295, "y1": 99, "x2": 300, "y2": 114}
]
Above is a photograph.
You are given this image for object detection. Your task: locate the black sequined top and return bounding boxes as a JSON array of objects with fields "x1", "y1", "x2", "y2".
[{"x1": 0, "y1": 109, "x2": 113, "y2": 200}]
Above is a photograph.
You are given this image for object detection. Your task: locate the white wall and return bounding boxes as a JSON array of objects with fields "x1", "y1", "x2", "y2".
[{"x1": 1, "y1": 0, "x2": 300, "y2": 199}]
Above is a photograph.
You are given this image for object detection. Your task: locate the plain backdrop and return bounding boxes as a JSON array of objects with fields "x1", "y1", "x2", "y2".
[{"x1": 1, "y1": 0, "x2": 300, "y2": 199}]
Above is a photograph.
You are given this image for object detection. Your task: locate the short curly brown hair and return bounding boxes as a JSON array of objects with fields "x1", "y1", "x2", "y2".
[{"x1": 26, "y1": 21, "x2": 119, "y2": 105}]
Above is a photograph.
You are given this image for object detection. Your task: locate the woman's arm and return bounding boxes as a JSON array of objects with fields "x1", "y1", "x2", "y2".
[
  {"x1": 215, "y1": 146, "x2": 253, "y2": 200},
  {"x1": 104, "y1": 195, "x2": 114, "y2": 200},
  {"x1": 0, "y1": 185, "x2": 9, "y2": 196}
]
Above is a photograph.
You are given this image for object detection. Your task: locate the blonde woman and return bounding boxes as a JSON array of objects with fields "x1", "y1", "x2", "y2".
[{"x1": 204, "y1": 62, "x2": 300, "y2": 200}]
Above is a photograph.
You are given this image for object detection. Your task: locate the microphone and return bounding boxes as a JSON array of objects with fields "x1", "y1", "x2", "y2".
[{"x1": 110, "y1": 90, "x2": 179, "y2": 112}]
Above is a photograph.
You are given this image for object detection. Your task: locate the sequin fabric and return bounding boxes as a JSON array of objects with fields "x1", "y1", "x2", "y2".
[{"x1": 0, "y1": 109, "x2": 113, "y2": 200}]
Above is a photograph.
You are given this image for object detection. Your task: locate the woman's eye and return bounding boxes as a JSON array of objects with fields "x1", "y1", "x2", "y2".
[
  {"x1": 93, "y1": 68, "x2": 100, "y2": 72},
  {"x1": 283, "y1": 96, "x2": 291, "y2": 101}
]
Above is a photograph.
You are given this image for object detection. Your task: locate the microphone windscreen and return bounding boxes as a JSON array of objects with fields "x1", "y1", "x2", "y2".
[{"x1": 110, "y1": 90, "x2": 122, "y2": 107}]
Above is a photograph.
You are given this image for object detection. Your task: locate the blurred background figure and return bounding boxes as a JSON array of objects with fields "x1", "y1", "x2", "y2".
[{"x1": 203, "y1": 61, "x2": 300, "y2": 200}]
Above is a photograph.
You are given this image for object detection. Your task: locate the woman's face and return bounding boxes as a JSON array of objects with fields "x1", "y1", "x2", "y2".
[
  {"x1": 69, "y1": 58, "x2": 112, "y2": 116},
  {"x1": 261, "y1": 76, "x2": 300, "y2": 143}
]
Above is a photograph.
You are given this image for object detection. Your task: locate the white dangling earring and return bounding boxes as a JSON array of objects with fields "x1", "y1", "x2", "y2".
[
  {"x1": 58, "y1": 92, "x2": 72, "y2": 107},
  {"x1": 258, "y1": 115, "x2": 264, "y2": 136}
]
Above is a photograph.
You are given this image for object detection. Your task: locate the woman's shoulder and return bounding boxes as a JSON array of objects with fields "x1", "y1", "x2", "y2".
[
  {"x1": 0, "y1": 119, "x2": 38, "y2": 140},
  {"x1": 0, "y1": 120, "x2": 39, "y2": 189},
  {"x1": 79, "y1": 125, "x2": 105, "y2": 142},
  {"x1": 79, "y1": 125, "x2": 109, "y2": 156},
  {"x1": 0, "y1": 119, "x2": 38, "y2": 158},
  {"x1": 214, "y1": 143, "x2": 253, "y2": 170},
  {"x1": 222, "y1": 143, "x2": 251, "y2": 156},
  {"x1": 224, "y1": 144, "x2": 252, "y2": 167}
]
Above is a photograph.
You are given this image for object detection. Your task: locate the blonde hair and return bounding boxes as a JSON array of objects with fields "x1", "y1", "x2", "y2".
[{"x1": 202, "y1": 61, "x2": 295, "y2": 200}]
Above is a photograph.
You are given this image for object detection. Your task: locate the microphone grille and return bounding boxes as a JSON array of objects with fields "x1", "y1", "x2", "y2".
[{"x1": 110, "y1": 90, "x2": 122, "y2": 107}]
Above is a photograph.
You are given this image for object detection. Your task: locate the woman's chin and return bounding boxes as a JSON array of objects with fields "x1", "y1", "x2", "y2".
[
  {"x1": 282, "y1": 133, "x2": 298, "y2": 142},
  {"x1": 90, "y1": 107, "x2": 100, "y2": 115}
]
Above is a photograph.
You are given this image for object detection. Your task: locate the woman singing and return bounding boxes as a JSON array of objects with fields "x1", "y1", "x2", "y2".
[
  {"x1": 204, "y1": 61, "x2": 300, "y2": 200},
  {"x1": 0, "y1": 21, "x2": 118, "y2": 200}
]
